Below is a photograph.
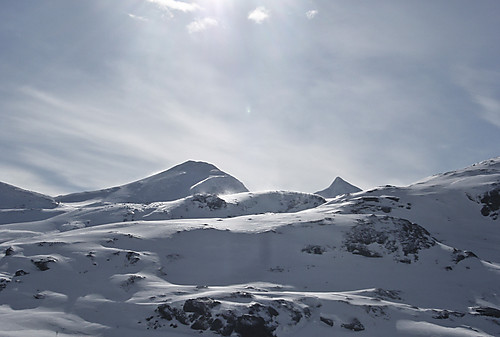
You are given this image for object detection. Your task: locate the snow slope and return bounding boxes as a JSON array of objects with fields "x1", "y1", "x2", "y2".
[
  {"x1": 327, "y1": 157, "x2": 500, "y2": 262},
  {"x1": 0, "y1": 182, "x2": 58, "y2": 209},
  {"x1": 56, "y1": 161, "x2": 249, "y2": 204},
  {"x1": 314, "y1": 177, "x2": 362, "y2": 198},
  {"x1": 0, "y1": 158, "x2": 499, "y2": 337},
  {"x1": 0, "y1": 182, "x2": 62, "y2": 225}
]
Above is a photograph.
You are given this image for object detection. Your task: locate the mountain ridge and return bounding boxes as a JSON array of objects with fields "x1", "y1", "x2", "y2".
[{"x1": 0, "y1": 156, "x2": 499, "y2": 336}]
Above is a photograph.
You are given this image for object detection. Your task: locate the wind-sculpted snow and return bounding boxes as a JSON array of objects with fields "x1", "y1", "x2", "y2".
[{"x1": 0, "y1": 157, "x2": 500, "y2": 336}]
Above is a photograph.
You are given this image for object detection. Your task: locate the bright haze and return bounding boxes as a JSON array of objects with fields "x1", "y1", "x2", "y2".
[{"x1": 1, "y1": 0, "x2": 499, "y2": 196}]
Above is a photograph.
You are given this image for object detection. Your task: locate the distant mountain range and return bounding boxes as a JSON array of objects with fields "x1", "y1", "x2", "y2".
[
  {"x1": 0, "y1": 157, "x2": 499, "y2": 337},
  {"x1": 1, "y1": 160, "x2": 361, "y2": 207}
]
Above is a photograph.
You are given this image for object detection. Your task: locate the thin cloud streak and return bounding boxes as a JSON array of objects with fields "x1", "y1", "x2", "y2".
[
  {"x1": 474, "y1": 95, "x2": 500, "y2": 129},
  {"x1": 128, "y1": 13, "x2": 148, "y2": 22}
]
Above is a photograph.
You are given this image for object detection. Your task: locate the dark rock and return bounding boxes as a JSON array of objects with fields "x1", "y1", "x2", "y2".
[
  {"x1": 31, "y1": 257, "x2": 57, "y2": 271},
  {"x1": 479, "y1": 188, "x2": 500, "y2": 219},
  {"x1": 362, "y1": 197, "x2": 379, "y2": 202},
  {"x1": 210, "y1": 318, "x2": 224, "y2": 331},
  {"x1": 374, "y1": 288, "x2": 402, "y2": 300},
  {"x1": 230, "y1": 291, "x2": 253, "y2": 299},
  {"x1": 320, "y1": 316, "x2": 334, "y2": 326},
  {"x1": 301, "y1": 245, "x2": 326, "y2": 255},
  {"x1": 191, "y1": 318, "x2": 210, "y2": 330},
  {"x1": 183, "y1": 298, "x2": 220, "y2": 316},
  {"x1": 342, "y1": 318, "x2": 365, "y2": 331},
  {"x1": 432, "y1": 310, "x2": 465, "y2": 319},
  {"x1": 267, "y1": 307, "x2": 279, "y2": 317},
  {"x1": 157, "y1": 304, "x2": 173, "y2": 320},
  {"x1": 192, "y1": 194, "x2": 227, "y2": 210},
  {"x1": 33, "y1": 293, "x2": 45, "y2": 299},
  {"x1": 235, "y1": 315, "x2": 274, "y2": 337},
  {"x1": 273, "y1": 299, "x2": 303, "y2": 323},
  {"x1": 344, "y1": 217, "x2": 435, "y2": 261},
  {"x1": 220, "y1": 323, "x2": 235, "y2": 336},
  {"x1": 14, "y1": 270, "x2": 29, "y2": 277},
  {"x1": 381, "y1": 206, "x2": 392, "y2": 213},
  {"x1": 396, "y1": 220, "x2": 434, "y2": 256},
  {"x1": 453, "y1": 249, "x2": 478, "y2": 263},
  {"x1": 126, "y1": 251, "x2": 140, "y2": 264},
  {"x1": 346, "y1": 244, "x2": 383, "y2": 258},
  {"x1": 0, "y1": 278, "x2": 10, "y2": 291},
  {"x1": 4, "y1": 247, "x2": 14, "y2": 256},
  {"x1": 122, "y1": 275, "x2": 145, "y2": 289},
  {"x1": 154, "y1": 297, "x2": 309, "y2": 336},
  {"x1": 472, "y1": 306, "x2": 500, "y2": 318}
]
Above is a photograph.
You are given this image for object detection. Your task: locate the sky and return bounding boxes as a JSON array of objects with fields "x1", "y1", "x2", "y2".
[{"x1": 1, "y1": 0, "x2": 500, "y2": 196}]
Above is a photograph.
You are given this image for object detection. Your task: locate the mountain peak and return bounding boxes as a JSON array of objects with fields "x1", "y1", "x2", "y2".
[
  {"x1": 57, "y1": 161, "x2": 248, "y2": 204},
  {"x1": 172, "y1": 160, "x2": 218, "y2": 171},
  {"x1": 315, "y1": 176, "x2": 362, "y2": 198}
]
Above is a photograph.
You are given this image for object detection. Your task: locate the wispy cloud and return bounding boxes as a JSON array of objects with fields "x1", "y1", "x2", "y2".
[
  {"x1": 306, "y1": 10, "x2": 318, "y2": 19},
  {"x1": 187, "y1": 17, "x2": 218, "y2": 33},
  {"x1": 473, "y1": 95, "x2": 500, "y2": 129},
  {"x1": 128, "y1": 13, "x2": 148, "y2": 22},
  {"x1": 248, "y1": 6, "x2": 270, "y2": 24},
  {"x1": 146, "y1": 0, "x2": 201, "y2": 12},
  {"x1": 455, "y1": 67, "x2": 500, "y2": 129}
]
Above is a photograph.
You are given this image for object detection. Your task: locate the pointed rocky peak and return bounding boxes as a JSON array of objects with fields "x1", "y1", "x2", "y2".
[{"x1": 315, "y1": 177, "x2": 362, "y2": 198}]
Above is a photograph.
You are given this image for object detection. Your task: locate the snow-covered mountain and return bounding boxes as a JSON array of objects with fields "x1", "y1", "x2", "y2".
[
  {"x1": 0, "y1": 182, "x2": 58, "y2": 209},
  {"x1": 314, "y1": 176, "x2": 362, "y2": 198},
  {"x1": 56, "y1": 161, "x2": 249, "y2": 204},
  {"x1": 1, "y1": 158, "x2": 500, "y2": 337}
]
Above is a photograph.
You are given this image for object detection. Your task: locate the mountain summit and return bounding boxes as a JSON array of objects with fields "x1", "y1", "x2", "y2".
[
  {"x1": 315, "y1": 176, "x2": 362, "y2": 198},
  {"x1": 56, "y1": 160, "x2": 248, "y2": 204}
]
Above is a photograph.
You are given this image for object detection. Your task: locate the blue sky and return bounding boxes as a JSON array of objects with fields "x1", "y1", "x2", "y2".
[{"x1": 1, "y1": 0, "x2": 500, "y2": 196}]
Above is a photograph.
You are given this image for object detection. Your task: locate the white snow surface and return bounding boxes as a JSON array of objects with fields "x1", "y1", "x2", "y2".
[{"x1": 1, "y1": 157, "x2": 500, "y2": 337}]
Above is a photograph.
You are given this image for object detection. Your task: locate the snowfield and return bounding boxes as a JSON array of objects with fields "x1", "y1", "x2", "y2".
[{"x1": 1, "y1": 159, "x2": 499, "y2": 336}]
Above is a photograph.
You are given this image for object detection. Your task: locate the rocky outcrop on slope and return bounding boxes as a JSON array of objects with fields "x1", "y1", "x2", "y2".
[{"x1": 343, "y1": 216, "x2": 435, "y2": 262}]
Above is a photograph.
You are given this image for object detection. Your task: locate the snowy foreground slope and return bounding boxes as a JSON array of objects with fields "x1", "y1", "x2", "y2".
[{"x1": 1, "y1": 159, "x2": 500, "y2": 337}]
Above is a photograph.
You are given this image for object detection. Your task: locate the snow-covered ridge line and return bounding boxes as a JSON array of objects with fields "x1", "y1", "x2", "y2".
[{"x1": 0, "y1": 156, "x2": 499, "y2": 336}]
